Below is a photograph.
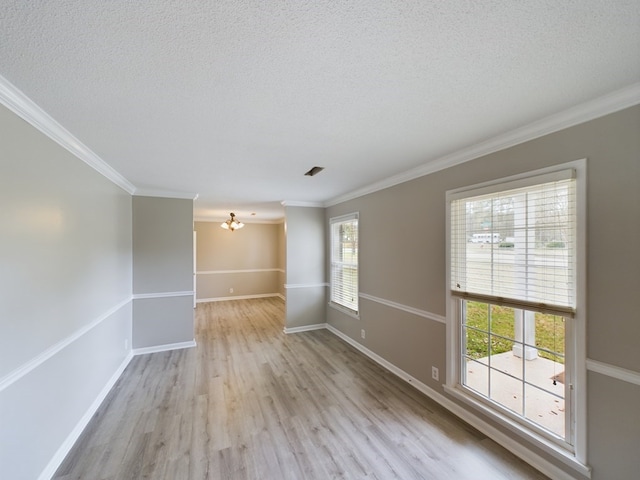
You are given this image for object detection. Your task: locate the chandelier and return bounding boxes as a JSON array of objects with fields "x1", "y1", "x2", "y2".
[{"x1": 221, "y1": 212, "x2": 244, "y2": 231}]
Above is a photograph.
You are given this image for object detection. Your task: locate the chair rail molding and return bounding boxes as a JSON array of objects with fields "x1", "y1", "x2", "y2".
[
  {"x1": 359, "y1": 292, "x2": 446, "y2": 324},
  {"x1": 0, "y1": 296, "x2": 132, "y2": 392},
  {"x1": 586, "y1": 359, "x2": 640, "y2": 386}
]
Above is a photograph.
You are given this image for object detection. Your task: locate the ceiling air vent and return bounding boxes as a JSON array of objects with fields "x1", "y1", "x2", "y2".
[{"x1": 304, "y1": 166, "x2": 325, "y2": 176}]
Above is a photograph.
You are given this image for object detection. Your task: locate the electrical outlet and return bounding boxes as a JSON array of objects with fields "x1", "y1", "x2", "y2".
[
  {"x1": 229, "y1": 287, "x2": 234, "y2": 293},
  {"x1": 361, "y1": 329, "x2": 366, "y2": 339},
  {"x1": 432, "y1": 366, "x2": 439, "y2": 381}
]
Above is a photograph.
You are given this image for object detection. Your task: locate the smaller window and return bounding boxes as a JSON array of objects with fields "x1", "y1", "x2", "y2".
[{"x1": 330, "y1": 213, "x2": 359, "y2": 313}]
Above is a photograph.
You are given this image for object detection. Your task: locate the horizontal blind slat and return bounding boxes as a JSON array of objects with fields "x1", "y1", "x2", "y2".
[{"x1": 451, "y1": 176, "x2": 576, "y2": 310}]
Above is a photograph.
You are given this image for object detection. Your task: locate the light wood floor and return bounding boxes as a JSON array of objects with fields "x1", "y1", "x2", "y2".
[{"x1": 54, "y1": 298, "x2": 548, "y2": 479}]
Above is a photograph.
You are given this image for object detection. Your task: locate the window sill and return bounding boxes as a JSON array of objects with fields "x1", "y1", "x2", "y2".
[
  {"x1": 328, "y1": 301, "x2": 359, "y2": 319},
  {"x1": 443, "y1": 384, "x2": 591, "y2": 478}
]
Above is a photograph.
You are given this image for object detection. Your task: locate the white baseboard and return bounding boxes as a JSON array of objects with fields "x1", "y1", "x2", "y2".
[
  {"x1": 283, "y1": 323, "x2": 328, "y2": 334},
  {"x1": 324, "y1": 324, "x2": 584, "y2": 480},
  {"x1": 196, "y1": 268, "x2": 282, "y2": 274},
  {"x1": 196, "y1": 293, "x2": 281, "y2": 303},
  {"x1": 132, "y1": 291, "x2": 193, "y2": 299},
  {"x1": 37, "y1": 352, "x2": 134, "y2": 480},
  {"x1": 37, "y1": 339, "x2": 198, "y2": 479},
  {"x1": 132, "y1": 340, "x2": 196, "y2": 356}
]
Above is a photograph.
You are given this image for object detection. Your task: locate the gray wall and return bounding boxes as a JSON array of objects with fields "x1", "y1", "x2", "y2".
[
  {"x1": 284, "y1": 206, "x2": 326, "y2": 329},
  {"x1": 0, "y1": 104, "x2": 133, "y2": 480},
  {"x1": 326, "y1": 105, "x2": 640, "y2": 480},
  {"x1": 194, "y1": 221, "x2": 283, "y2": 301},
  {"x1": 132, "y1": 196, "x2": 194, "y2": 348}
]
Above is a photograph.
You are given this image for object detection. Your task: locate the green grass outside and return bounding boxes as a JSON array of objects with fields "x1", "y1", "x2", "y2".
[{"x1": 465, "y1": 301, "x2": 565, "y2": 364}]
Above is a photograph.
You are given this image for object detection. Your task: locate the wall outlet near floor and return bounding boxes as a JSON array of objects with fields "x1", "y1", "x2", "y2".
[
  {"x1": 229, "y1": 287, "x2": 234, "y2": 293},
  {"x1": 361, "y1": 329, "x2": 366, "y2": 339},
  {"x1": 432, "y1": 366, "x2": 439, "y2": 381}
]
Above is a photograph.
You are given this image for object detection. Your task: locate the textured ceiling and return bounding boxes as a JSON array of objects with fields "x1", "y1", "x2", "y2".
[{"x1": 1, "y1": 1, "x2": 639, "y2": 221}]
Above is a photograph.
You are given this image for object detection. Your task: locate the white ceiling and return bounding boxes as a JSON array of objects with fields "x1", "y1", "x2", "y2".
[{"x1": 1, "y1": 1, "x2": 639, "y2": 221}]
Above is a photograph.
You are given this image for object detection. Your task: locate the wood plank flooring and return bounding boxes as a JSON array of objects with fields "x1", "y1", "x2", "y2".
[{"x1": 54, "y1": 298, "x2": 548, "y2": 479}]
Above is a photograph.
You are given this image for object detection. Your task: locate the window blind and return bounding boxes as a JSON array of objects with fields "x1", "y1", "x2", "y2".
[
  {"x1": 330, "y1": 213, "x2": 358, "y2": 313},
  {"x1": 450, "y1": 170, "x2": 576, "y2": 316}
]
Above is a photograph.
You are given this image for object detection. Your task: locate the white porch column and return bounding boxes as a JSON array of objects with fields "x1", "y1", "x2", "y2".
[
  {"x1": 513, "y1": 309, "x2": 538, "y2": 360},
  {"x1": 512, "y1": 193, "x2": 538, "y2": 360}
]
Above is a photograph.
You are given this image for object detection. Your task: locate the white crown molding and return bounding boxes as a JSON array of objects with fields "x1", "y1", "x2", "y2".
[
  {"x1": 134, "y1": 189, "x2": 199, "y2": 200},
  {"x1": 325, "y1": 82, "x2": 640, "y2": 207},
  {"x1": 0, "y1": 74, "x2": 136, "y2": 194},
  {"x1": 281, "y1": 200, "x2": 325, "y2": 208}
]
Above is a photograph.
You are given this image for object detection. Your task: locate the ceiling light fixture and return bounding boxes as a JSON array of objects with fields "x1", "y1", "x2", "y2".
[{"x1": 221, "y1": 212, "x2": 244, "y2": 232}]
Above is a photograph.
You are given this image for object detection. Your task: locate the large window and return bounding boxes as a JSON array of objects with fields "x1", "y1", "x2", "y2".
[
  {"x1": 446, "y1": 161, "x2": 587, "y2": 469},
  {"x1": 330, "y1": 213, "x2": 359, "y2": 314}
]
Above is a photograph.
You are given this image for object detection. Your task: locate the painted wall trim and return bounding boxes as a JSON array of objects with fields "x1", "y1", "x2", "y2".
[
  {"x1": 133, "y1": 189, "x2": 198, "y2": 200},
  {"x1": 197, "y1": 293, "x2": 283, "y2": 303},
  {"x1": 281, "y1": 200, "x2": 324, "y2": 208},
  {"x1": 0, "y1": 74, "x2": 136, "y2": 194},
  {"x1": 132, "y1": 340, "x2": 197, "y2": 356},
  {"x1": 37, "y1": 351, "x2": 134, "y2": 480},
  {"x1": 197, "y1": 269, "x2": 281, "y2": 275},
  {"x1": 586, "y1": 359, "x2": 640, "y2": 386},
  {"x1": 132, "y1": 291, "x2": 194, "y2": 299},
  {"x1": 325, "y1": 324, "x2": 586, "y2": 480},
  {"x1": 359, "y1": 292, "x2": 446, "y2": 324},
  {"x1": 0, "y1": 297, "x2": 131, "y2": 392},
  {"x1": 283, "y1": 323, "x2": 328, "y2": 334},
  {"x1": 325, "y1": 82, "x2": 640, "y2": 207},
  {"x1": 284, "y1": 283, "x2": 329, "y2": 289}
]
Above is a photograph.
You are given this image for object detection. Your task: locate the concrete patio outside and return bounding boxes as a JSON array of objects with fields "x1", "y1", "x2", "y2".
[{"x1": 465, "y1": 351, "x2": 565, "y2": 438}]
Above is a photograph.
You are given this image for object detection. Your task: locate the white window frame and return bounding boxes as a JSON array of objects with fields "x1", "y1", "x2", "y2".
[
  {"x1": 329, "y1": 212, "x2": 359, "y2": 317},
  {"x1": 444, "y1": 160, "x2": 589, "y2": 476}
]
